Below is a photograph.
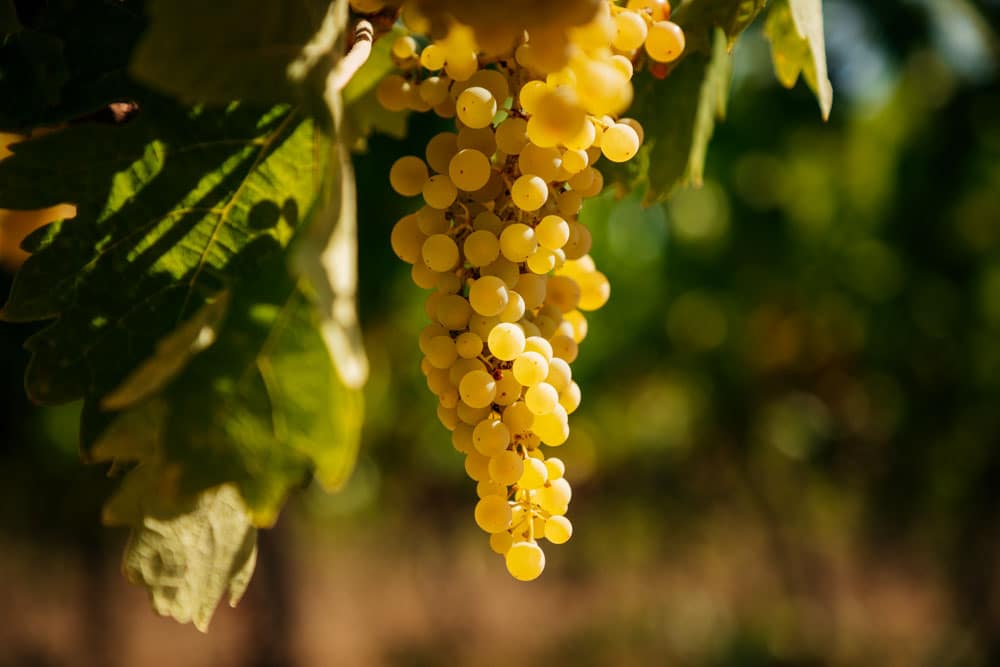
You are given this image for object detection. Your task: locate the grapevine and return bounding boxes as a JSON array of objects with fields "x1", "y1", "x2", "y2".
[{"x1": 371, "y1": 0, "x2": 686, "y2": 580}]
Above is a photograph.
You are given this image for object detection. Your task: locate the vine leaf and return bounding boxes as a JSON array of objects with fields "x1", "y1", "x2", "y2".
[
  {"x1": 765, "y1": 0, "x2": 833, "y2": 120},
  {"x1": 673, "y1": 0, "x2": 768, "y2": 53},
  {"x1": 131, "y1": 0, "x2": 333, "y2": 106},
  {"x1": 606, "y1": 28, "x2": 733, "y2": 202},
  {"x1": 104, "y1": 473, "x2": 259, "y2": 633}
]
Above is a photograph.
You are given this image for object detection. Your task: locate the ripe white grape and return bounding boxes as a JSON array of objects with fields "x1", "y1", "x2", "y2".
[
  {"x1": 425, "y1": 335, "x2": 458, "y2": 369},
  {"x1": 489, "y1": 450, "x2": 524, "y2": 486},
  {"x1": 601, "y1": 123, "x2": 640, "y2": 163},
  {"x1": 518, "y1": 457, "x2": 549, "y2": 490},
  {"x1": 511, "y1": 175, "x2": 548, "y2": 211},
  {"x1": 449, "y1": 148, "x2": 492, "y2": 191},
  {"x1": 455, "y1": 331, "x2": 484, "y2": 359},
  {"x1": 502, "y1": 400, "x2": 535, "y2": 435},
  {"x1": 473, "y1": 418, "x2": 510, "y2": 456},
  {"x1": 525, "y1": 382, "x2": 559, "y2": 415},
  {"x1": 646, "y1": 21, "x2": 686, "y2": 63},
  {"x1": 612, "y1": 11, "x2": 648, "y2": 51},
  {"x1": 544, "y1": 457, "x2": 565, "y2": 480},
  {"x1": 421, "y1": 234, "x2": 459, "y2": 272},
  {"x1": 420, "y1": 43, "x2": 447, "y2": 70},
  {"x1": 422, "y1": 175, "x2": 458, "y2": 209},
  {"x1": 543, "y1": 515, "x2": 572, "y2": 544},
  {"x1": 506, "y1": 541, "x2": 545, "y2": 581},
  {"x1": 495, "y1": 117, "x2": 529, "y2": 154},
  {"x1": 475, "y1": 495, "x2": 512, "y2": 533},
  {"x1": 437, "y1": 293, "x2": 472, "y2": 330},
  {"x1": 390, "y1": 156, "x2": 429, "y2": 196},
  {"x1": 499, "y1": 223, "x2": 537, "y2": 262},
  {"x1": 459, "y1": 369, "x2": 497, "y2": 408},
  {"x1": 490, "y1": 531, "x2": 514, "y2": 555},
  {"x1": 513, "y1": 351, "x2": 549, "y2": 386},
  {"x1": 493, "y1": 372, "x2": 522, "y2": 405},
  {"x1": 456, "y1": 86, "x2": 497, "y2": 128},
  {"x1": 469, "y1": 275, "x2": 509, "y2": 316},
  {"x1": 487, "y1": 322, "x2": 526, "y2": 361}
]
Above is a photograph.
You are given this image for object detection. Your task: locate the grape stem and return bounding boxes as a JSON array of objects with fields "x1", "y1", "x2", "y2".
[{"x1": 329, "y1": 19, "x2": 374, "y2": 92}]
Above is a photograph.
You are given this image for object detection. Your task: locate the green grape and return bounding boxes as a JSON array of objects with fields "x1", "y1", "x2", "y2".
[
  {"x1": 474, "y1": 418, "x2": 511, "y2": 456},
  {"x1": 488, "y1": 322, "x2": 526, "y2": 361},
  {"x1": 525, "y1": 382, "x2": 559, "y2": 415},
  {"x1": 518, "y1": 80, "x2": 548, "y2": 114},
  {"x1": 619, "y1": 117, "x2": 644, "y2": 144},
  {"x1": 422, "y1": 175, "x2": 458, "y2": 210},
  {"x1": 445, "y1": 47, "x2": 479, "y2": 81},
  {"x1": 551, "y1": 334, "x2": 579, "y2": 363},
  {"x1": 601, "y1": 122, "x2": 640, "y2": 162},
  {"x1": 560, "y1": 149, "x2": 589, "y2": 175},
  {"x1": 475, "y1": 495, "x2": 513, "y2": 533},
  {"x1": 421, "y1": 234, "x2": 459, "y2": 272},
  {"x1": 513, "y1": 351, "x2": 549, "y2": 387},
  {"x1": 390, "y1": 156, "x2": 430, "y2": 196},
  {"x1": 490, "y1": 530, "x2": 514, "y2": 555},
  {"x1": 489, "y1": 450, "x2": 524, "y2": 486},
  {"x1": 518, "y1": 457, "x2": 548, "y2": 490},
  {"x1": 505, "y1": 541, "x2": 545, "y2": 581},
  {"x1": 448, "y1": 148, "x2": 492, "y2": 191},
  {"x1": 543, "y1": 515, "x2": 572, "y2": 544},
  {"x1": 459, "y1": 369, "x2": 497, "y2": 408},
  {"x1": 456, "y1": 86, "x2": 497, "y2": 128},
  {"x1": 469, "y1": 275, "x2": 509, "y2": 316},
  {"x1": 455, "y1": 331, "x2": 484, "y2": 359},
  {"x1": 499, "y1": 223, "x2": 538, "y2": 262},
  {"x1": 645, "y1": 20, "x2": 685, "y2": 63},
  {"x1": 612, "y1": 10, "x2": 648, "y2": 51},
  {"x1": 545, "y1": 357, "x2": 572, "y2": 392}
]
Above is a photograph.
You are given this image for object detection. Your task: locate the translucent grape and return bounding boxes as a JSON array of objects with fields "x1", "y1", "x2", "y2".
[
  {"x1": 390, "y1": 214, "x2": 425, "y2": 264},
  {"x1": 543, "y1": 515, "x2": 572, "y2": 544},
  {"x1": 425, "y1": 132, "x2": 459, "y2": 174},
  {"x1": 456, "y1": 86, "x2": 497, "y2": 128},
  {"x1": 489, "y1": 531, "x2": 514, "y2": 555},
  {"x1": 469, "y1": 275, "x2": 509, "y2": 316},
  {"x1": 475, "y1": 495, "x2": 512, "y2": 533},
  {"x1": 425, "y1": 335, "x2": 458, "y2": 369},
  {"x1": 422, "y1": 175, "x2": 458, "y2": 210},
  {"x1": 437, "y1": 293, "x2": 472, "y2": 330},
  {"x1": 645, "y1": 21, "x2": 685, "y2": 63},
  {"x1": 459, "y1": 369, "x2": 497, "y2": 408},
  {"x1": 489, "y1": 450, "x2": 524, "y2": 486},
  {"x1": 505, "y1": 541, "x2": 545, "y2": 581},
  {"x1": 518, "y1": 457, "x2": 548, "y2": 490},
  {"x1": 474, "y1": 418, "x2": 510, "y2": 456},
  {"x1": 420, "y1": 43, "x2": 447, "y2": 70},
  {"x1": 525, "y1": 382, "x2": 559, "y2": 415},
  {"x1": 449, "y1": 148, "x2": 492, "y2": 191},
  {"x1": 513, "y1": 351, "x2": 549, "y2": 387},
  {"x1": 499, "y1": 223, "x2": 538, "y2": 262},
  {"x1": 601, "y1": 123, "x2": 640, "y2": 163},
  {"x1": 512, "y1": 176, "x2": 548, "y2": 211},
  {"x1": 544, "y1": 457, "x2": 565, "y2": 481},
  {"x1": 612, "y1": 11, "x2": 648, "y2": 51},
  {"x1": 495, "y1": 117, "x2": 529, "y2": 154},
  {"x1": 487, "y1": 322, "x2": 526, "y2": 361},
  {"x1": 390, "y1": 156, "x2": 429, "y2": 196},
  {"x1": 421, "y1": 234, "x2": 459, "y2": 272}
]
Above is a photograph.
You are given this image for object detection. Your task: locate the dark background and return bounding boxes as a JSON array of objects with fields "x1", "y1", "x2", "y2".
[{"x1": 2, "y1": 1, "x2": 999, "y2": 665}]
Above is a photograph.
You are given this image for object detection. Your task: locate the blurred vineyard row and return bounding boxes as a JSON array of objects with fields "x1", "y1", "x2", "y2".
[{"x1": 2, "y1": 1, "x2": 999, "y2": 665}]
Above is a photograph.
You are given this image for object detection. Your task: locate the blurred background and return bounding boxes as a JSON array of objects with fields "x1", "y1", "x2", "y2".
[{"x1": 2, "y1": 1, "x2": 1000, "y2": 665}]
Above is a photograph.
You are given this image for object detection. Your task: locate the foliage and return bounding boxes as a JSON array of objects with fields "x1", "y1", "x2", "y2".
[{"x1": 0, "y1": 0, "x2": 833, "y2": 629}]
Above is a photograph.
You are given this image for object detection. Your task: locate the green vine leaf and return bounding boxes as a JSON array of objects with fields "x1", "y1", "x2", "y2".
[
  {"x1": 673, "y1": 0, "x2": 768, "y2": 53},
  {"x1": 605, "y1": 28, "x2": 733, "y2": 202},
  {"x1": 104, "y1": 475, "x2": 258, "y2": 633},
  {"x1": 131, "y1": 0, "x2": 341, "y2": 107},
  {"x1": 765, "y1": 0, "x2": 833, "y2": 120}
]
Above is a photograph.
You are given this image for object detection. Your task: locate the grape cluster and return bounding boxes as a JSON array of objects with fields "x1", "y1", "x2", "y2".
[{"x1": 380, "y1": 0, "x2": 685, "y2": 581}]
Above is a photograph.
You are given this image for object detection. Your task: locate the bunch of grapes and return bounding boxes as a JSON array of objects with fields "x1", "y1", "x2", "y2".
[{"x1": 375, "y1": 0, "x2": 685, "y2": 580}]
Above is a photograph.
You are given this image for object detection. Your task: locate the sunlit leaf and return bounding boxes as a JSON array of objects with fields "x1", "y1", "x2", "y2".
[{"x1": 765, "y1": 0, "x2": 834, "y2": 120}]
